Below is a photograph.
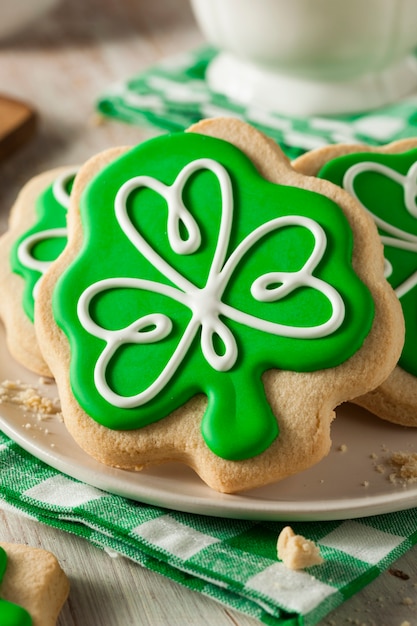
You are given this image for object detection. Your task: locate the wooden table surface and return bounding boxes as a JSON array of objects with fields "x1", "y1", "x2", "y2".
[{"x1": 1, "y1": 1, "x2": 417, "y2": 624}]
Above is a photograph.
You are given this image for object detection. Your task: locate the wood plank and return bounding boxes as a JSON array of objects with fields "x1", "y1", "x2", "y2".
[{"x1": 0, "y1": 95, "x2": 36, "y2": 161}]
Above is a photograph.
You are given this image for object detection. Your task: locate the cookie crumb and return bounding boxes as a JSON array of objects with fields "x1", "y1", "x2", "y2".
[
  {"x1": 370, "y1": 448, "x2": 417, "y2": 485},
  {"x1": 401, "y1": 597, "x2": 414, "y2": 606},
  {"x1": 0, "y1": 379, "x2": 61, "y2": 421},
  {"x1": 389, "y1": 452, "x2": 417, "y2": 484},
  {"x1": 338, "y1": 444, "x2": 348, "y2": 453},
  {"x1": 388, "y1": 567, "x2": 410, "y2": 580},
  {"x1": 361, "y1": 480, "x2": 370, "y2": 487},
  {"x1": 277, "y1": 526, "x2": 323, "y2": 570},
  {"x1": 38, "y1": 376, "x2": 53, "y2": 385}
]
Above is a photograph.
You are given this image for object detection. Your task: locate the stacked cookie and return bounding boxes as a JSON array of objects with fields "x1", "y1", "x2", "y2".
[
  {"x1": 0, "y1": 118, "x2": 412, "y2": 493},
  {"x1": 293, "y1": 141, "x2": 417, "y2": 428}
]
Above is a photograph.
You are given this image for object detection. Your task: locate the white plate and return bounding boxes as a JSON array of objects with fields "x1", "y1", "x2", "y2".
[{"x1": 1, "y1": 322, "x2": 417, "y2": 521}]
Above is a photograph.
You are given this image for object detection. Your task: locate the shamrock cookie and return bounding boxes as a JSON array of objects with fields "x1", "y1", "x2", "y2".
[
  {"x1": 294, "y1": 139, "x2": 417, "y2": 426},
  {"x1": 0, "y1": 542, "x2": 69, "y2": 626},
  {"x1": 34, "y1": 118, "x2": 403, "y2": 492},
  {"x1": 0, "y1": 167, "x2": 76, "y2": 376}
]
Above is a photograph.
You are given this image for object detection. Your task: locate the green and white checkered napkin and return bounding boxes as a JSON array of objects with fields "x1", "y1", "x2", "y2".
[
  {"x1": 96, "y1": 46, "x2": 417, "y2": 160},
  {"x1": 2, "y1": 48, "x2": 417, "y2": 626},
  {"x1": 1, "y1": 429, "x2": 417, "y2": 626}
]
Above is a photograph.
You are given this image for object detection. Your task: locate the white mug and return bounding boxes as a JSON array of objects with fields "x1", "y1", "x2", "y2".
[{"x1": 190, "y1": 0, "x2": 417, "y2": 115}]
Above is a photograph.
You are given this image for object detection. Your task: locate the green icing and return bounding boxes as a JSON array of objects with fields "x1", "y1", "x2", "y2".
[
  {"x1": 0, "y1": 548, "x2": 32, "y2": 626},
  {"x1": 53, "y1": 132, "x2": 374, "y2": 460},
  {"x1": 318, "y1": 149, "x2": 417, "y2": 377},
  {"x1": 10, "y1": 171, "x2": 75, "y2": 322}
]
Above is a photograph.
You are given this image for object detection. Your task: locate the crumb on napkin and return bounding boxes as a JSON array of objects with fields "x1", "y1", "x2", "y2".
[{"x1": 277, "y1": 526, "x2": 323, "y2": 570}]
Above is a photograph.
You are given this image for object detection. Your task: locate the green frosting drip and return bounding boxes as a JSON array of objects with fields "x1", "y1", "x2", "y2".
[
  {"x1": 318, "y1": 149, "x2": 417, "y2": 377},
  {"x1": 10, "y1": 172, "x2": 74, "y2": 322},
  {"x1": 0, "y1": 548, "x2": 32, "y2": 626},
  {"x1": 53, "y1": 132, "x2": 374, "y2": 460}
]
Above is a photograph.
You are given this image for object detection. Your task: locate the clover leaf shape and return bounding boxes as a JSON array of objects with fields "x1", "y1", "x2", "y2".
[
  {"x1": 78, "y1": 157, "x2": 345, "y2": 403},
  {"x1": 11, "y1": 169, "x2": 76, "y2": 321},
  {"x1": 55, "y1": 133, "x2": 373, "y2": 460},
  {"x1": 319, "y1": 149, "x2": 417, "y2": 377}
]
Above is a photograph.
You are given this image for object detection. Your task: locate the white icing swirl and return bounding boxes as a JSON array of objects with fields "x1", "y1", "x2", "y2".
[
  {"x1": 343, "y1": 161, "x2": 417, "y2": 298},
  {"x1": 77, "y1": 158, "x2": 345, "y2": 408},
  {"x1": 16, "y1": 168, "x2": 76, "y2": 298}
]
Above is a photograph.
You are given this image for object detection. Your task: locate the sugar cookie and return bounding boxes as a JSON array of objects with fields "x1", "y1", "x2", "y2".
[
  {"x1": 34, "y1": 118, "x2": 403, "y2": 492},
  {"x1": 0, "y1": 167, "x2": 76, "y2": 376},
  {"x1": 0, "y1": 541, "x2": 69, "y2": 626},
  {"x1": 294, "y1": 139, "x2": 417, "y2": 426}
]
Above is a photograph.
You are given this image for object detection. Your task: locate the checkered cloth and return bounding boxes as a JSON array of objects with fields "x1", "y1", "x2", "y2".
[
  {"x1": 1, "y1": 430, "x2": 417, "y2": 626},
  {"x1": 97, "y1": 47, "x2": 417, "y2": 160}
]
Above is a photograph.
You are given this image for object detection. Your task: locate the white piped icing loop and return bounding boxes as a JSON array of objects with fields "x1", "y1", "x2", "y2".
[
  {"x1": 343, "y1": 161, "x2": 417, "y2": 299},
  {"x1": 77, "y1": 159, "x2": 345, "y2": 409},
  {"x1": 18, "y1": 228, "x2": 67, "y2": 299},
  {"x1": 16, "y1": 167, "x2": 77, "y2": 298},
  {"x1": 52, "y1": 168, "x2": 75, "y2": 210}
]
